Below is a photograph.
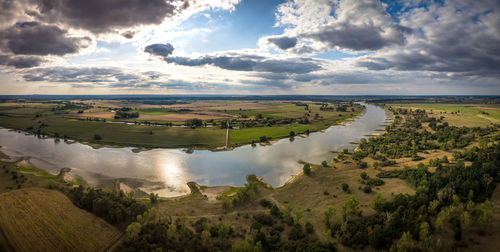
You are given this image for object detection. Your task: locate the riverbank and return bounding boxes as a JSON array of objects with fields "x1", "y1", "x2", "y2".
[{"x1": 0, "y1": 103, "x2": 383, "y2": 198}]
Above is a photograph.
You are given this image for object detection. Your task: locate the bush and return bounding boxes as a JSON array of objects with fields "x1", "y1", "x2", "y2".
[
  {"x1": 366, "y1": 178, "x2": 385, "y2": 186},
  {"x1": 303, "y1": 164, "x2": 311, "y2": 176},
  {"x1": 94, "y1": 134, "x2": 102, "y2": 140},
  {"x1": 288, "y1": 224, "x2": 305, "y2": 240},
  {"x1": 253, "y1": 213, "x2": 274, "y2": 226},
  {"x1": 259, "y1": 199, "x2": 273, "y2": 208},
  {"x1": 363, "y1": 186, "x2": 372, "y2": 193},
  {"x1": 270, "y1": 205, "x2": 281, "y2": 217},
  {"x1": 342, "y1": 183, "x2": 350, "y2": 193},
  {"x1": 305, "y1": 222, "x2": 314, "y2": 234},
  {"x1": 321, "y1": 160, "x2": 328, "y2": 167},
  {"x1": 360, "y1": 172, "x2": 369, "y2": 180},
  {"x1": 357, "y1": 161, "x2": 368, "y2": 169}
]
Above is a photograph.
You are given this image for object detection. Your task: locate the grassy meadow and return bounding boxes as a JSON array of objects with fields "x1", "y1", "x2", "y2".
[{"x1": 387, "y1": 103, "x2": 500, "y2": 127}]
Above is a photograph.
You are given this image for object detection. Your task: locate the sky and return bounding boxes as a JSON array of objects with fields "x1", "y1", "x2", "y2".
[{"x1": 0, "y1": 0, "x2": 499, "y2": 95}]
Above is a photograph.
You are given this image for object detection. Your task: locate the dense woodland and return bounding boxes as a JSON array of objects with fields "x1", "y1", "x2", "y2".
[{"x1": 326, "y1": 107, "x2": 500, "y2": 250}]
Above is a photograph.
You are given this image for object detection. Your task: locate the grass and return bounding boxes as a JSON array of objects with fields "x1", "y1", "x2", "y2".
[
  {"x1": 18, "y1": 166, "x2": 55, "y2": 179},
  {"x1": 387, "y1": 103, "x2": 500, "y2": 127},
  {"x1": 0, "y1": 188, "x2": 121, "y2": 251},
  {"x1": 0, "y1": 100, "x2": 363, "y2": 149},
  {"x1": 132, "y1": 108, "x2": 174, "y2": 115}
]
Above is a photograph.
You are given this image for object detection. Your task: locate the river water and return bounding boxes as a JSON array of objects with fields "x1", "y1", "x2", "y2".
[{"x1": 0, "y1": 103, "x2": 389, "y2": 197}]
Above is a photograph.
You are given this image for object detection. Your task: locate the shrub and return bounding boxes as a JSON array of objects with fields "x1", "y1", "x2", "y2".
[
  {"x1": 259, "y1": 199, "x2": 273, "y2": 208},
  {"x1": 288, "y1": 224, "x2": 305, "y2": 240},
  {"x1": 363, "y1": 186, "x2": 372, "y2": 193},
  {"x1": 253, "y1": 213, "x2": 274, "y2": 226},
  {"x1": 360, "y1": 172, "x2": 369, "y2": 180},
  {"x1": 94, "y1": 134, "x2": 102, "y2": 140},
  {"x1": 270, "y1": 205, "x2": 281, "y2": 217},
  {"x1": 305, "y1": 222, "x2": 314, "y2": 234},
  {"x1": 321, "y1": 160, "x2": 328, "y2": 167},
  {"x1": 303, "y1": 164, "x2": 311, "y2": 176},
  {"x1": 342, "y1": 183, "x2": 350, "y2": 193},
  {"x1": 357, "y1": 161, "x2": 368, "y2": 169}
]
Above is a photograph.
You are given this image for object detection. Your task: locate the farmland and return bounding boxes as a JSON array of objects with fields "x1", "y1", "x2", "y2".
[
  {"x1": 0, "y1": 188, "x2": 121, "y2": 251},
  {"x1": 0, "y1": 98, "x2": 363, "y2": 149}
]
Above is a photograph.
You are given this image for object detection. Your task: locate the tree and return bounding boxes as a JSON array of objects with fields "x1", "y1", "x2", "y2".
[
  {"x1": 94, "y1": 134, "x2": 102, "y2": 140},
  {"x1": 149, "y1": 193, "x2": 158, "y2": 204},
  {"x1": 342, "y1": 196, "x2": 360, "y2": 221},
  {"x1": 303, "y1": 164, "x2": 311, "y2": 176},
  {"x1": 321, "y1": 160, "x2": 328, "y2": 167},
  {"x1": 418, "y1": 222, "x2": 433, "y2": 250},
  {"x1": 372, "y1": 193, "x2": 386, "y2": 211},
  {"x1": 124, "y1": 222, "x2": 142, "y2": 243},
  {"x1": 392, "y1": 232, "x2": 417, "y2": 252}
]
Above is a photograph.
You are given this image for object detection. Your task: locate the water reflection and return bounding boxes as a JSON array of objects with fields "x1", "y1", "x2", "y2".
[{"x1": 0, "y1": 103, "x2": 389, "y2": 197}]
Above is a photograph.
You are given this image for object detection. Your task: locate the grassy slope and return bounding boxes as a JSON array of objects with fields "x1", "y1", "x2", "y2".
[{"x1": 0, "y1": 188, "x2": 121, "y2": 251}]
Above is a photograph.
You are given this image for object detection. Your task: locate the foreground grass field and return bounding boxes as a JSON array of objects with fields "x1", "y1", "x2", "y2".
[
  {"x1": 0, "y1": 188, "x2": 121, "y2": 251},
  {"x1": 387, "y1": 103, "x2": 500, "y2": 127}
]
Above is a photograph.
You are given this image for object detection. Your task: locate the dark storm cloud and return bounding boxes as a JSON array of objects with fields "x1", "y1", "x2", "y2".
[
  {"x1": 266, "y1": 36, "x2": 297, "y2": 50},
  {"x1": 164, "y1": 53, "x2": 322, "y2": 74},
  {"x1": 144, "y1": 43, "x2": 175, "y2": 57},
  {"x1": 35, "y1": 0, "x2": 187, "y2": 34},
  {"x1": 0, "y1": 54, "x2": 43, "y2": 68},
  {"x1": 0, "y1": 21, "x2": 91, "y2": 56}
]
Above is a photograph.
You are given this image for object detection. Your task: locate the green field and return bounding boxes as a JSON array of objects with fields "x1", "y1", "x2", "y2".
[{"x1": 387, "y1": 103, "x2": 500, "y2": 127}]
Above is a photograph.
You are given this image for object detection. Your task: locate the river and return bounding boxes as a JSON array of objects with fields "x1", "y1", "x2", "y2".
[{"x1": 0, "y1": 103, "x2": 390, "y2": 197}]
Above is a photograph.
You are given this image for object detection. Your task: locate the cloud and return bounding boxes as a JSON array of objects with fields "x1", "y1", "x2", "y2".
[
  {"x1": 15, "y1": 66, "x2": 241, "y2": 91},
  {"x1": 121, "y1": 31, "x2": 136, "y2": 39},
  {"x1": 0, "y1": 0, "x2": 241, "y2": 35},
  {"x1": 261, "y1": 0, "x2": 411, "y2": 54},
  {"x1": 357, "y1": 0, "x2": 500, "y2": 77},
  {"x1": 266, "y1": 36, "x2": 297, "y2": 50},
  {"x1": 163, "y1": 52, "x2": 322, "y2": 74},
  {"x1": 34, "y1": 0, "x2": 183, "y2": 34},
  {"x1": 0, "y1": 54, "x2": 43, "y2": 68},
  {"x1": 19, "y1": 66, "x2": 161, "y2": 84},
  {"x1": 0, "y1": 22, "x2": 91, "y2": 56},
  {"x1": 144, "y1": 43, "x2": 175, "y2": 57}
]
